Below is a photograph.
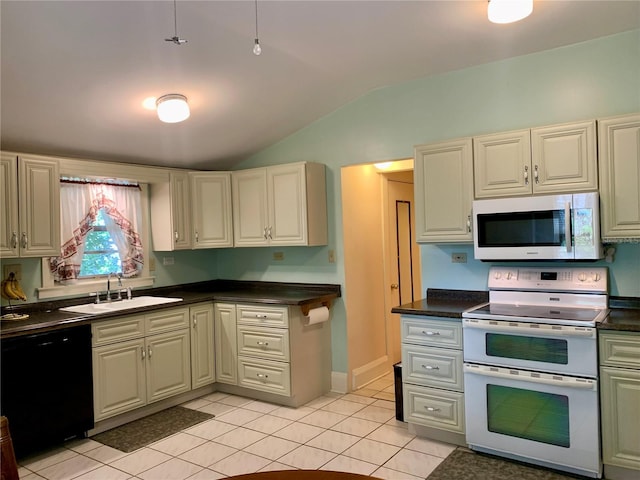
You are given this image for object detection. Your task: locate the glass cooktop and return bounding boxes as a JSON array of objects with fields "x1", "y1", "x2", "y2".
[{"x1": 463, "y1": 302, "x2": 608, "y2": 325}]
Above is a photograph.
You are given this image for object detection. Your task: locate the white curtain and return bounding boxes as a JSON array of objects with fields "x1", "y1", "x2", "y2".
[{"x1": 49, "y1": 182, "x2": 144, "y2": 282}]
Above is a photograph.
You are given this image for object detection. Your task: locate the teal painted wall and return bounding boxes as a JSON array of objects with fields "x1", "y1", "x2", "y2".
[{"x1": 224, "y1": 30, "x2": 640, "y2": 374}]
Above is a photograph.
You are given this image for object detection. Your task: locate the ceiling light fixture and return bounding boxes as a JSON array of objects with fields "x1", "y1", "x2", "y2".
[
  {"x1": 156, "y1": 94, "x2": 190, "y2": 123},
  {"x1": 253, "y1": 0, "x2": 262, "y2": 55},
  {"x1": 165, "y1": 0, "x2": 187, "y2": 45},
  {"x1": 488, "y1": 0, "x2": 533, "y2": 24}
]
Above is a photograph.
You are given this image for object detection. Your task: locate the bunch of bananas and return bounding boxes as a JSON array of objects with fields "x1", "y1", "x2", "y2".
[{"x1": 1, "y1": 272, "x2": 27, "y2": 301}]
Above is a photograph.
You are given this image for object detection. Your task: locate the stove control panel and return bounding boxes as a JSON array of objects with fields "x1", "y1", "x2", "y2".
[{"x1": 488, "y1": 267, "x2": 608, "y2": 293}]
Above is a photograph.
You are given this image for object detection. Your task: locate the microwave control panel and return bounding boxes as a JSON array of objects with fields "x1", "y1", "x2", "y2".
[{"x1": 488, "y1": 267, "x2": 608, "y2": 293}]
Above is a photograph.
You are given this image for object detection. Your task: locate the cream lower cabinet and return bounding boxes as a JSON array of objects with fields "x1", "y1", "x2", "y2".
[
  {"x1": 599, "y1": 331, "x2": 640, "y2": 478},
  {"x1": 92, "y1": 307, "x2": 191, "y2": 421},
  {"x1": 190, "y1": 303, "x2": 216, "y2": 389},
  {"x1": 215, "y1": 302, "x2": 331, "y2": 407},
  {"x1": 214, "y1": 303, "x2": 238, "y2": 385},
  {"x1": 473, "y1": 120, "x2": 597, "y2": 198},
  {"x1": 1, "y1": 151, "x2": 60, "y2": 258},
  {"x1": 598, "y1": 113, "x2": 640, "y2": 241},
  {"x1": 231, "y1": 162, "x2": 327, "y2": 247},
  {"x1": 401, "y1": 315, "x2": 465, "y2": 445},
  {"x1": 414, "y1": 139, "x2": 473, "y2": 243}
]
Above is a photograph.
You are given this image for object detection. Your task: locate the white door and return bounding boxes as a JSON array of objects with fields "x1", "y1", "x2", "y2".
[{"x1": 385, "y1": 176, "x2": 421, "y2": 365}]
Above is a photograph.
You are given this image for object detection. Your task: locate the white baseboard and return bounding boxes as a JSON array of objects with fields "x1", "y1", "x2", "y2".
[
  {"x1": 331, "y1": 371, "x2": 348, "y2": 394},
  {"x1": 351, "y1": 355, "x2": 389, "y2": 390}
]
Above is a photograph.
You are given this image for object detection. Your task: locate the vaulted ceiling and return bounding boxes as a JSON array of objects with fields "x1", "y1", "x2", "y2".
[{"x1": 1, "y1": 1, "x2": 638, "y2": 170}]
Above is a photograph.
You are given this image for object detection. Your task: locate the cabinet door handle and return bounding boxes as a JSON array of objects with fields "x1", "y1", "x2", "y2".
[
  {"x1": 195, "y1": 231, "x2": 199, "y2": 243},
  {"x1": 10, "y1": 232, "x2": 17, "y2": 248},
  {"x1": 467, "y1": 215, "x2": 471, "y2": 233},
  {"x1": 148, "y1": 346, "x2": 152, "y2": 358},
  {"x1": 174, "y1": 231, "x2": 179, "y2": 241},
  {"x1": 524, "y1": 165, "x2": 529, "y2": 185},
  {"x1": 263, "y1": 227, "x2": 268, "y2": 240},
  {"x1": 141, "y1": 346, "x2": 146, "y2": 360},
  {"x1": 421, "y1": 330, "x2": 440, "y2": 336},
  {"x1": 20, "y1": 232, "x2": 27, "y2": 248},
  {"x1": 267, "y1": 226, "x2": 273, "y2": 240},
  {"x1": 421, "y1": 365, "x2": 440, "y2": 371},
  {"x1": 534, "y1": 164, "x2": 539, "y2": 184},
  {"x1": 193, "y1": 316, "x2": 197, "y2": 328}
]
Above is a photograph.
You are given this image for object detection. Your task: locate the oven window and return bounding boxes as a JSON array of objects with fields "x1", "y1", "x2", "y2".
[
  {"x1": 486, "y1": 333, "x2": 568, "y2": 365},
  {"x1": 477, "y1": 210, "x2": 565, "y2": 247},
  {"x1": 487, "y1": 385, "x2": 570, "y2": 448}
]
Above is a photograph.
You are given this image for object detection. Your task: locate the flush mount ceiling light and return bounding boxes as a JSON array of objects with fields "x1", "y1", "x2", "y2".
[
  {"x1": 488, "y1": 0, "x2": 533, "y2": 24},
  {"x1": 156, "y1": 94, "x2": 190, "y2": 123}
]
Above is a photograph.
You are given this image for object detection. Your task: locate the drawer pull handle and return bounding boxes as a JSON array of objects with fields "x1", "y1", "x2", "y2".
[
  {"x1": 255, "y1": 314, "x2": 268, "y2": 319},
  {"x1": 425, "y1": 406, "x2": 440, "y2": 413},
  {"x1": 257, "y1": 373, "x2": 269, "y2": 380},
  {"x1": 422, "y1": 331, "x2": 440, "y2": 336},
  {"x1": 257, "y1": 341, "x2": 269, "y2": 347},
  {"x1": 421, "y1": 365, "x2": 439, "y2": 371}
]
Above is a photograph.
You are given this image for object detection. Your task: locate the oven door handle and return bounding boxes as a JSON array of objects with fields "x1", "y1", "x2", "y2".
[
  {"x1": 463, "y1": 319, "x2": 595, "y2": 338},
  {"x1": 463, "y1": 364, "x2": 597, "y2": 390}
]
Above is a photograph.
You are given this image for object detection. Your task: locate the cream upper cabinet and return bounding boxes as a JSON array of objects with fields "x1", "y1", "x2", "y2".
[
  {"x1": 151, "y1": 171, "x2": 233, "y2": 250},
  {"x1": 598, "y1": 113, "x2": 640, "y2": 241},
  {"x1": 414, "y1": 138, "x2": 474, "y2": 243},
  {"x1": 232, "y1": 162, "x2": 327, "y2": 247},
  {"x1": 189, "y1": 172, "x2": 233, "y2": 248},
  {"x1": 1, "y1": 152, "x2": 60, "y2": 258},
  {"x1": 473, "y1": 120, "x2": 597, "y2": 198},
  {"x1": 150, "y1": 171, "x2": 192, "y2": 251}
]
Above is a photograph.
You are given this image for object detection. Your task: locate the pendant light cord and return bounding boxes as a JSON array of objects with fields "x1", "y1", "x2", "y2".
[
  {"x1": 173, "y1": 0, "x2": 179, "y2": 37},
  {"x1": 254, "y1": 0, "x2": 259, "y2": 39}
]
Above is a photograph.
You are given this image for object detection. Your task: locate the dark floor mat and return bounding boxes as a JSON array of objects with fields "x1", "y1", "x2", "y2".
[
  {"x1": 428, "y1": 448, "x2": 591, "y2": 480},
  {"x1": 91, "y1": 406, "x2": 214, "y2": 453}
]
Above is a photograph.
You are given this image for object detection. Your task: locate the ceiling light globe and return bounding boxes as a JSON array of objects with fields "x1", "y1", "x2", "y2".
[
  {"x1": 488, "y1": 0, "x2": 533, "y2": 24},
  {"x1": 156, "y1": 94, "x2": 190, "y2": 123},
  {"x1": 253, "y1": 39, "x2": 262, "y2": 56}
]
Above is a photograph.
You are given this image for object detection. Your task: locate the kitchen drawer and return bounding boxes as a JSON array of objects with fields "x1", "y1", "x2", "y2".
[
  {"x1": 237, "y1": 356, "x2": 291, "y2": 396},
  {"x1": 599, "y1": 331, "x2": 640, "y2": 369},
  {"x1": 401, "y1": 316, "x2": 462, "y2": 349},
  {"x1": 237, "y1": 304, "x2": 289, "y2": 328},
  {"x1": 404, "y1": 384, "x2": 465, "y2": 434},
  {"x1": 146, "y1": 307, "x2": 189, "y2": 335},
  {"x1": 92, "y1": 315, "x2": 145, "y2": 346},
  {"x1": 402, "y1": 344, "x2": 463, "y2": 391},
  {"x1": 237, "y1": 325, "x2": 290, "y2": 362}
]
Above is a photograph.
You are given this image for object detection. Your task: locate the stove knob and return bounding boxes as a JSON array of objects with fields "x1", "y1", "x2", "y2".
[
  {"x1": 591, "y1": 272, "x2": 601, "y2": 282},
  {"x1": 505, "y1": 271, "x2": 514, "y2": 280},
  {"x1": 578, "y1": 273, "x2": 587, "y2": 282},
  {"x1": 494, "y1": 271, "x2": 502, "y2": 280}
]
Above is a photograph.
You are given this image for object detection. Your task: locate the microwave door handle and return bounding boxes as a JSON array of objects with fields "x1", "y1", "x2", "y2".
[{"x1": 565, "y1": 201, "x2": 572, "y2": 253}]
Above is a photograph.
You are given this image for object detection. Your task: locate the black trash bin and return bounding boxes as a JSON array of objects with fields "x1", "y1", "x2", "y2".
[{"x1": 393, "y1": 362, "x2": 404, "y2": 421}]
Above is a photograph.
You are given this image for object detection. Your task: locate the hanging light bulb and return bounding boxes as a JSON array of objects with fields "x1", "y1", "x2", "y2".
[
  {"x1": 253, "y1": 38, "x2": 262, "y2": 56},
  {"x1": 156, "y1": 94, "x2": 190, "y2": 123},
  {"x1": 488, "y1": 0, "x2": 533, "y2": 24},
  {"x1": 253, "y1": 0, "x2": 262, "y2": 55}
]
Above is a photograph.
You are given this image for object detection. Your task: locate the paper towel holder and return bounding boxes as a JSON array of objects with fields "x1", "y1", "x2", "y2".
[{"x1": 301, "y1": 300, "x2": 332, "y2": 317}]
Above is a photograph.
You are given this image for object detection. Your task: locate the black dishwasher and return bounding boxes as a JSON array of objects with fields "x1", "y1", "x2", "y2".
[{"x1": 1, "y1": 324, "x2": 94, "y2": 458}]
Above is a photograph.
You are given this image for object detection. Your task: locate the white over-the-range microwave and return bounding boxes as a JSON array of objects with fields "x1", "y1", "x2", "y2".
[{"x1": 472, "y1": 192, "x2": 603, "y2": 261}]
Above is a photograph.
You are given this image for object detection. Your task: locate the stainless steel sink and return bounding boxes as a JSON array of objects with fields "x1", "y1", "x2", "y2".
[{"x1": 60, "y1": 296, "x2": 183, "y2": 315}]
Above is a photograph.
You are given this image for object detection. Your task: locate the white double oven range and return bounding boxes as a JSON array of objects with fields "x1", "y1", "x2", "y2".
[{"x1": 462, "y1": 266, "x2": 609, "y2": 478}]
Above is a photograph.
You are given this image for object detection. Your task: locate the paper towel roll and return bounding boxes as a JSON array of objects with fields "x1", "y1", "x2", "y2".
[{"x1": 305, "y1": 306, "x2": 330, "y2": 325}]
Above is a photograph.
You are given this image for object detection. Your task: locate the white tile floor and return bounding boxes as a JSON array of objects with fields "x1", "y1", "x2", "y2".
[{"x1": 18, "y1": 373, "x2": 456, "y2": 480}]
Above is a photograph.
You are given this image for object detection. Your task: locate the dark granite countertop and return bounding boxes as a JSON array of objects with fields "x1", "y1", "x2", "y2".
[
  {"x1": 599, "y1": 296, "x2": 640, "y2": 332},
  {"x1": 0, "y1": 280, "x2": 341, "y2": 338},
  {"x1": 391, "y1": 289, "x2": 489, "y2": 319}
]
